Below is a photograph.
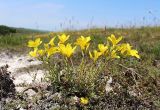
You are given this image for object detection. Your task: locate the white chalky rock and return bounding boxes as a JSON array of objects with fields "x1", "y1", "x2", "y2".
[
  {"x1": 105, "y1": 77, "x2": 113, "y2": 93},
  {"x1": 0, "y1": 52, "x2": 46, "y2": 89}
]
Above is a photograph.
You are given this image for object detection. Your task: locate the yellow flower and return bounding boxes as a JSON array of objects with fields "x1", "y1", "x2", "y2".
[
  {"x1": 107, "y1": 34, "x2": 122, "y2": 46},
  {"x1": 47, "y1": 47, "x2": 59, "y2": 57},
  {"x1": 98, "y1": 44, "x2": 108, "y2": 54},
  {"x1": 89, "y1": 50, "x2": 102, "y2": 61},
  {"x1": 75, "y1": 36, "x2": 91, "y2": 50},
  {"x1": 59, "y1": 43, "x2": 76, "y2": 57},
  {"x1": 44, "y1": 43, "x2": 49, "y2": 50},
  {"x1": 37, "y1": 49, "x2": 45, "y2": 56},
  {"x1": 118, "y1": 43, "x2": 140, "y2": 58},
  {"x1": 118, "y1": 43, "x2": 132, "y2": 54},
  {"x1": 29, "y1": 48, "x2": 38, "y2": 57},
  {"x1": 58, "y1": 34, "x2": 70, "y2": 44},
  {"x1": 127, "y1": 49, "x2": 140, "y2": 59},
  {"x1": 111, "y1": 50, "x2": 120, "y2": 59},
  {"x1": 48, "y1": 37, "x2": 56, "y2": 46},
  {"x1": 80, "y1": 97, "x2": 89, "y2": 105},
  {"x1": 29, "y1": 48, "x2": 45, "y2": 58},
  {"x1": 28, "y1": 38, "x2": 42, "y2": 48},
  {"x1": 43, "y1": 43, "x2": 59, "y2": 57}
]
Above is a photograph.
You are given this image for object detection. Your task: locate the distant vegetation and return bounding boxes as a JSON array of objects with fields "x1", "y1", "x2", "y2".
[
  {"x1": 0, "y1": 25, "x2": 47, "y2": 35},
  {"x1": 0, "y1": 25, "x2": 16, "y2": 35},
  {"x1": 15, "y1": 27, "x2": 48, "y2": 34},
  {"x1": 0, "y1": 25, "x2": 47, "y2": 49}
]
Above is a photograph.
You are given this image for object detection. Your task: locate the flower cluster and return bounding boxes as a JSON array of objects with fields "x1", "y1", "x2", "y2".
[
  {"x1": 28, "y1": 34, "x2": 140, "y2": 61},
  {"x1": 27, "y1": 34, "x2": 140, "y2": 106}
]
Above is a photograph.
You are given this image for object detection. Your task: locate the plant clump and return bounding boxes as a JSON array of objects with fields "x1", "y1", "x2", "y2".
[{"x1": 27, "y1": 34, "x2": 142, "y2": 108}]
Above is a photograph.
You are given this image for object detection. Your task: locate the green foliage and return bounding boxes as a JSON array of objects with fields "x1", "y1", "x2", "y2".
[
  {"x1": 0, "y1": 34, "x2": 27, "y2": 47},
  {"x1": 151, "y1": 42, "x2": 160, "y2": 60},
  {"x1": 139, "y1": 41, "x2": 160, "y2": 60}
]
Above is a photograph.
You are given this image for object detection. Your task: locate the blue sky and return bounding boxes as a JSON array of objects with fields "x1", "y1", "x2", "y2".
[{"x1": 0, "y1": 0, "x2": 160, "y2": 31}]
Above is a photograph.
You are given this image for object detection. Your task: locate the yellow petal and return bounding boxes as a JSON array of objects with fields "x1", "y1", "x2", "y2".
[
  {"x1": 80, "y1": 97, "x2": 89, "y2": 105},
  {"x1": 59, "y1": 43, "x2": 76, "y2": 57},
  {"x1": 47, "y1": 47, "x2": 58, "y2": 57},
  {"x1": 111, "y1": 50, "x2": 120, "y2": 59},
  {"x1": 75, "y1": 36, "x2": 91, "y2": 50},
  {"x1": 107, "y1": 34, "x2": 122, "y2": 46},
  {"x1": 38, "y1": 49, "x2": 45, "y2": 56},
  {"x1": 58, "y1": 34, "x2": 70, "y2": 44},
  {"x1": 28, "y1": 38, "x2": 42, "y2": 48},
  {"x1": 29, "y1": 48, "x2": 38, "y2": 57},
  {"x1": 89, "y1": 51, "x2": 93, "y2": 59},
  {"x1": 117, "y1": 36, "x2": 122, "y2": 44},
  {"x1": 49, "y1": 37, "x2": 56, "y2": 46},
  {"x1": 28, "y1": 40, "x2": 35, "y2": 47},
  {"x1": 98, "y1": 44, "x2": 108, "y2": 54},
  {"x1": 129, "y1": 50, "x2": 140, "y2": 59}
]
